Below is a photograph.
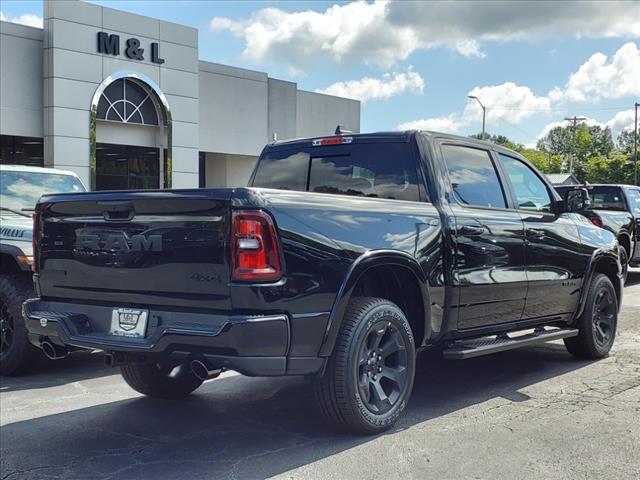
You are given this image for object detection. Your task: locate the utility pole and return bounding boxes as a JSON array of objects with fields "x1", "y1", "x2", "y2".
[
  {"x1": 634, "y1": 102, "x2": 638, "y2": 186},
  {"x1": 564, "y1": 116, "x2": 587, "y2": 176},
  {"x1": 468, "y1": 95, "x2": 486, "y2": 140}
]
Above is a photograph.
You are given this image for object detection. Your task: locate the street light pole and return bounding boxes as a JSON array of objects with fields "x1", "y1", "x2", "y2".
[
  {"x1": 468, "y1": 95, "x2": 486, "y2": 140},
  {"x1": 564, "y1": 116, "x2": 587, "y2": 176},
  {"x1": 634, "y1": 102, "x2": 638, "y2": 186}
]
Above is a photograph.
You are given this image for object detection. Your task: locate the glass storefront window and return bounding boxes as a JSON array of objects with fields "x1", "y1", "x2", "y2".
[
  {"x1": 96, "y1": 143, "x2": 160, "y2": 190},
  {"x1": 0, "y1": 135, "x2": 44, "y2": 166}
]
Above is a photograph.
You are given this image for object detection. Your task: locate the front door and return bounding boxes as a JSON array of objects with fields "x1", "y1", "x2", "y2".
[
  {"x1": 441, "y1": 143, "x2": 527, "y2": 329},
  {"x1": 96, "y1": 143, "x2": 160, "y2": 190},
  {"x1": 498, "y1": 154, "x2": 586, "y2": 319}
]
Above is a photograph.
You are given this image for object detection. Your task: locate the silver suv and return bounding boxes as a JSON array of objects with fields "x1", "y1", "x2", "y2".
[{"x1": 1, "y1": 164, "x2": 85, "y2": 375}]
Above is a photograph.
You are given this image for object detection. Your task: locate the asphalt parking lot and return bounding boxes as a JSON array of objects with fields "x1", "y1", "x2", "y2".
[{"x1": 1, "y1": 272, "x2": 639, "y2": 480}]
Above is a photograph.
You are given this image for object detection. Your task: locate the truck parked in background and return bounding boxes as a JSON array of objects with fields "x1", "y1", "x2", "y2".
[
  {"x1": 1, "y1": 165, "x2": 85, "y2": 375},
  {"x1": 555, "y1": 184, "x2": 640, "y2": 281}
]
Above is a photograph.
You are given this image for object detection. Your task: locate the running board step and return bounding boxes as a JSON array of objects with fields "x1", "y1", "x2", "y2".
[{"x1": 443, "y1": 328, "x2": 579, "y2": 360}]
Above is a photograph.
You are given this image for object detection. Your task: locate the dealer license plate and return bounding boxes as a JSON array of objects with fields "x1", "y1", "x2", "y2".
[{"x1": 110, "y1": 308, "x2": 148, "y2": 338}]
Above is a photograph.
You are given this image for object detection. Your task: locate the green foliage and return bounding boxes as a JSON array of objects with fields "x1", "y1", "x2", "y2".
[
  {"x1": 617, "y1": 130, "x2": 636, "y2": 154},
  {"x1": 583, "y1": 153, "x2": 634, "y2": 184},
  {"x1": 470, "y1": 125, "x2": 637, "y2": 185}
]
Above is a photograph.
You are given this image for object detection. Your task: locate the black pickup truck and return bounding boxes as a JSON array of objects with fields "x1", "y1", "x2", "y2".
[
  {"x1": 24, "y1": 131, "x2": 623, "y2": 434},
  {"x1": 555, "y1": 184, "x2": 640, "y2": 279}
]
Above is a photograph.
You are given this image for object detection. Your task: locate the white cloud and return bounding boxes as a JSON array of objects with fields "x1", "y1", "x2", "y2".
[
  {"x1": 551, "y1": 42, "x2": 640, "y2": 102},
  {"x1": 211, "y1": 1, "x2": 640, "y2": 69},
  {"x1": 211, "y1": 2, "x2": 419, "y2": 69},
  {"x1": 0, "y1": 11, "x2": 43, "y2": 28},
  {"x1": 316, "y1": 69, "x2": 424, "y2": 102},
  {"x1": 464, "y1": 82, "x2": 551, "y2": 124},
  {"x1": 396, "y1": 115, "x2": 462, "y2": 134},
  {"x1": 606, "y1": 109, "x2": 637, "y2": 133}
]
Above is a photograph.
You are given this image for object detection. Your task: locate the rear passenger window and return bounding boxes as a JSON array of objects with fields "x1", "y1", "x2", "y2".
[{"x1": 441, "y1": 144, "x2": 506, "y2": 208}]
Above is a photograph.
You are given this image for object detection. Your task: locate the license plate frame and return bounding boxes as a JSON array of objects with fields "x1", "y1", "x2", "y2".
[{"x1": 110, "y1": 308, "x2": 149, "y2": 338}]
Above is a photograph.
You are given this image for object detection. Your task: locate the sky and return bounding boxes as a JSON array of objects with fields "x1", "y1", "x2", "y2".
[{"x1": 1, "y1": 0, "x2": 639, "y2": 147}]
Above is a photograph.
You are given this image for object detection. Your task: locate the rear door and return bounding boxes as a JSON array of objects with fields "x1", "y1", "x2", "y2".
[
  {"x1": 439, "y1": 143, "x2": 527, "y2": 329},
  {"x1": 498, "y1": 154, "x2": 586, "y2": 318},
  {"x1": 36, "y1": 190, "x2": 232, "y2": 310}
]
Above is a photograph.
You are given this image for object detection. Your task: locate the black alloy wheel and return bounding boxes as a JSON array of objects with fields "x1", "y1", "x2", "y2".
[
  {"x1": 356, "y1": 320, "x2": 409, "y2": 415},
  {"x1": 564, "y1": 273, "x2": 618, "y2": 359},
  {"x1": 315, "y1": 297, "x2": 416, "y2": 434},
  {"x1": 592, "y1": 288, "x2": 616, "y2": 349}
]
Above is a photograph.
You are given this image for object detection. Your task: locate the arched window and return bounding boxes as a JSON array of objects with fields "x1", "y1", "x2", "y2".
[{"x1": 96, "y1": 78, "x2": 163, "y2": 126}]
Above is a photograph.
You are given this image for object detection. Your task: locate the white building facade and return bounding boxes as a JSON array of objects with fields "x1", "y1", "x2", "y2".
[{"x1": 0, "y1": 0, "x2": 360, "y2": 190}]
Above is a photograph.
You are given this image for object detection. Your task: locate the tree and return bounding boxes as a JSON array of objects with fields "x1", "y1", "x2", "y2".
[
  {"x1": 469, "y1": 132, "x2": 523, "y2": 151},
  {"x1": 589, "y1": 125, "x2": 614, "y2": 157},
  {"x1": 464, "y1": 126, "x2": 636, "y2": 185},
  {"x1": 617, "y1": 129, "x2": 636, "y2": 154},
  {"x1": 583, "y1": 153, "x2": 633, "y2": 184}
]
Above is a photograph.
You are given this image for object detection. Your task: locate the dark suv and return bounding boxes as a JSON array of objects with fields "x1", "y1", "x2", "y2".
[
  {"x1": 555, "y1": 184, "x2": 640, "y2": 278},
  {"x1": 24, "y1": 131, "x2": 622, "y2": 434}
]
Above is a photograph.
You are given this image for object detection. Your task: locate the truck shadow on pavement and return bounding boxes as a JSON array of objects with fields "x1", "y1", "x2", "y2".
[
  {"x1": 0, "y1": 351, "x2": 113, "y2": 393},
  {"x1": 1, "y1": 343, "x2": 597, "y2": 480}
]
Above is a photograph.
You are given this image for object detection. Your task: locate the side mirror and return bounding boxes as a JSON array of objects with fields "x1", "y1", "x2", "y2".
[{"x1": 564, "y1": 188, "x2": 590, "y2": 212}]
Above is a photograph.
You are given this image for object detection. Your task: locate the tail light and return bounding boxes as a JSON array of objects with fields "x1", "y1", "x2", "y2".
[
  {"x1": 590, "y1": 217, "x2": 603, "y2": 228},
  {"x1": 311, "y1": 136, "x2": 353, "y2": 146},
  {"x1": 32, "y1": 213, "x2": 40, "y2": 273},
  {"x1": 231, "y1": 210, "x2": 282, "y2": 282}
]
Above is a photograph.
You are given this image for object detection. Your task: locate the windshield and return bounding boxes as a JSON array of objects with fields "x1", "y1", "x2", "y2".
[
  {"x1": 0, "y1": 171, "x2": 85, "y2": 212},
  {"x1": 625, "y1": 188, "x2": 640, "y2": 214}
]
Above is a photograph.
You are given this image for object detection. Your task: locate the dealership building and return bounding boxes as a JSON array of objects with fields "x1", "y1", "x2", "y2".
[{"x1": 0, "y1": 0, "x2": 360, "y2": 190}]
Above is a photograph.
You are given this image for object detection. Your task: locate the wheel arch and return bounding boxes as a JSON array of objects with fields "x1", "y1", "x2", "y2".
[
  {"x1": 617, "y1": 231, "x2": 632, "y2": 261},
  {"x1": 318, "y1": 250, "x2": 431, "y2": 357},
  {"x1": 574, "y1": 248, "x2": 623, "y2": 320}
]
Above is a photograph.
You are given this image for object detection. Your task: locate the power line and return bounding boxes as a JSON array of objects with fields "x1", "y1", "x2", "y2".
[{"x1": 485, "y1": 105, "x2": 631, "y2": 112}]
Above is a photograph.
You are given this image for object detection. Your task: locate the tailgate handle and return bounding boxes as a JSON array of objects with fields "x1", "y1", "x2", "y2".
[{"x1": 98, "y1": 201, "x2": 135, "y2": 221}]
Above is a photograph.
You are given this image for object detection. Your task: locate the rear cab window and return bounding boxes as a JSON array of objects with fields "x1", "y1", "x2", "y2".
[
  {"x1": 587, "y1": 186, "x2": 626, "y2": 211},
  {"x1": 251, "y1": 141, "x2": 421, "y2": 202}
]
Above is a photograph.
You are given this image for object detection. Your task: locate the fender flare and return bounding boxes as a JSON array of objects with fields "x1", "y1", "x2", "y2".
[
  {"x1": 573, "y1": 247, "x2": 623, "y2": 320},
  {"x1": 0, "y1": 244, "x2": 30, "y2": 272},
  {"x1": 318, "y1": 250, "x2": 432, "y2": 357}
]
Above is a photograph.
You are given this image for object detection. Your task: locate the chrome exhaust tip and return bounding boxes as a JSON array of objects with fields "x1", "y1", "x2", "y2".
[
  {"x1": 41, "y1": 340, "x2": 68, "y2": 360},
  {"x1": 190, "y1": 359, "x2": 221, "y2": 381}
]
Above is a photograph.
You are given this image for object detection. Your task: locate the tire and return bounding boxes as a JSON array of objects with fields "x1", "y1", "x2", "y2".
[
  {"x1": 314, "y1": 297, "x2": 416, "y2": 435},
  {"x1": 564, "y1": 273, "x2": 618, "y2": 359},
  {"x1": 0, "y1": 274, "x2": 38, "y2": 376},
  {"x1": 120, "y1": 362, "x2": 204, "y2": 399},
  {"x1": 619, "y1": 246, "x2": 629, "y2": 285}
]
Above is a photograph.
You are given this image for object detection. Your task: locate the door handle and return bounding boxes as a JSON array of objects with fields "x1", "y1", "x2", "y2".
[
  {"x1": 458, "y1": 225, "x2": 486, "y2": 236},
  {"x1": 526, "y1": 228, "x2": 545, "y2": 239}
]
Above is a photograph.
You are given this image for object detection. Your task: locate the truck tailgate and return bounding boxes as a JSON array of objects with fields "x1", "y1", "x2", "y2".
[{"x1": 35, "y1": 190, "x2": 232, "y2": 310}]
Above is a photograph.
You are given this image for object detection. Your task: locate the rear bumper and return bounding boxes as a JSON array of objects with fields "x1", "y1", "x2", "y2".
[{"x1": 23, "y1": 298, "x2": 324, "y2": 376}]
